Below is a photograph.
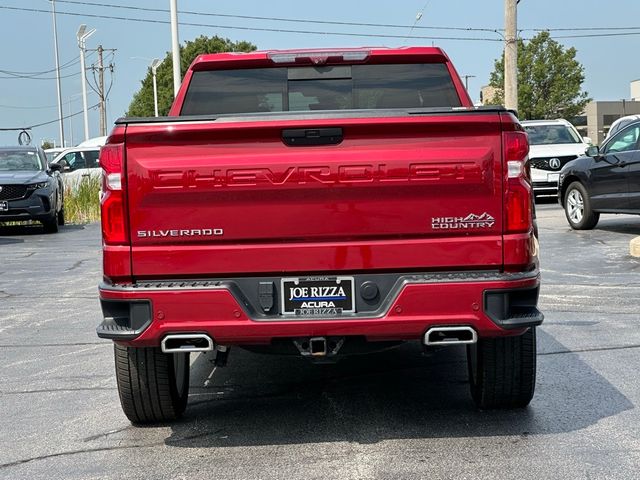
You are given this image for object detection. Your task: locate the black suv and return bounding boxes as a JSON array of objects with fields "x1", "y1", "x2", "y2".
[
  {"x1": 559, "y1": 120, "x2": 640, "y2": 229},
  {"x1": 0, "y1": 146, "x2": 65, "y2": 233}
]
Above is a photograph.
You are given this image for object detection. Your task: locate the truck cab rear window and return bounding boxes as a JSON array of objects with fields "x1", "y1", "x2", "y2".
[{"x1": 180, "y1": 63, "x2": 461, "y2": 115}]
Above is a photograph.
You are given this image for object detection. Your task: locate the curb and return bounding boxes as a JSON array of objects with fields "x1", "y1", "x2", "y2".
[{"x1": 631, "y1": 237, "x2": 640, "y2": 257}]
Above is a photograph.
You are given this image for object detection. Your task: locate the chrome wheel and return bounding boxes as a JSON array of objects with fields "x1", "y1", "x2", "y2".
[{"x1": 566, "y1": 189, "x2": 584, "y2": 224}]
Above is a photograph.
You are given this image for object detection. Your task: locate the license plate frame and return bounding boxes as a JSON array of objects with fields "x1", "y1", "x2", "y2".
[
  {"x1": 0, "y1": 201, "x2": 8, "y2": 212},
  {"x1": 281, "y1": 276, "x2": 355, "y2": 317}
]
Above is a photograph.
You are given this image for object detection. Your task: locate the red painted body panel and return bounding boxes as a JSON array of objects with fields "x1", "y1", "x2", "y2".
[{"x1": 124, "y1": 115, "x2": 510, "y2": 277}]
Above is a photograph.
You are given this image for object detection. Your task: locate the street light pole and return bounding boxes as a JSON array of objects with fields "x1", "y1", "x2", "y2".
[
  {"x1": 50, "y1": 0, "x2": 65, "y2": 147},
  {"x1": 151, "y1": 59, "x2": 162, "y2": 117},
  {"x1": 169, "y1": 0, "x2": 181, "y2": 97},
  {"x1": 462, "y1": 75, "x2": 476, "y2": 92},
  {"x1": 77, "y1": 24, "x2": 96, "y2": 142}
]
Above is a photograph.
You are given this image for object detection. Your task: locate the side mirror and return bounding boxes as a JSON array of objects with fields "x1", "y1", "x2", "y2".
[
  {"x1": 582, "y1": 136, "x2": 593, "y2": 145},
  {"x1": 586, "y1": 145, "x2": 600, "y2": 158},
  {"x1": 57, "y1": 159, "x2": 72, "y2": 172},
  {"x1": 49, "y1": 163, "x2": 62, "y2": 172}
]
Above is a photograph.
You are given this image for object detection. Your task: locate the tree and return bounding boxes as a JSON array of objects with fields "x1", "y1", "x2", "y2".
[
  {"x1": 127, "y1": 35, "x2": 256, "y2": 117},
  {"x1": 488, "y1": 31, "x2": 590, "y2": 120},
  {"x1": 41, "y1": 140, "x2": 54, "y2": 150}
]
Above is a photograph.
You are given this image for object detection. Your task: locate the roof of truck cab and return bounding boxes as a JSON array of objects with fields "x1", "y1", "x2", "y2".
[{"x1": 189, "y1": 47, "x2": 451, "y2": 71}]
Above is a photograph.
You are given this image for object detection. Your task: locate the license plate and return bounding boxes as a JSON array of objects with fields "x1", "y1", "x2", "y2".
[
  {"x1": 0, "y1": 201, "x2": 7, "y2": 212},
  {"x1": 281, "y1": 276, "x2": 355, "y2": 316},
  {"x1": 547, "y1": 173, "x2": 560, "y2": 182}
]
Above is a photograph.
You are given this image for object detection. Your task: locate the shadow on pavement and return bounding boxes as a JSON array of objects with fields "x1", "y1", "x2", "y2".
[
  {"x1": 0, "y1": 236, "x2": 24, "y2": 245},
  {"x1": 0, "y1": 224, "x2": 85, "y2": 237},
  {"x1": 163, "y1": 329, "x2": 633, "y2": 448},
  {"x1": 595, "y1": 219, "x2": 640, "y2": 236}
]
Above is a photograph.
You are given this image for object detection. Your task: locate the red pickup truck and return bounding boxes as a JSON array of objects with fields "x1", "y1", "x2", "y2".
[{"x1": 97, "y1": 47, "x2": 542, "y2": 423}]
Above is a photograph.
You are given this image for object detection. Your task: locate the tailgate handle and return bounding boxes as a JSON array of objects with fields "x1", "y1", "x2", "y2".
[{"x1": 282, "y1": 128, "x2": 343, "y2": 146}]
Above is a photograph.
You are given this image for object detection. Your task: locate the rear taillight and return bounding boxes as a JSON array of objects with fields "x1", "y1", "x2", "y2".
[
  {"x1": 504, "y1": 131, "x2": 532, "y2": 234},
  {"x1": 99, "y1": 143, "x2": 128, "y2": 245}
]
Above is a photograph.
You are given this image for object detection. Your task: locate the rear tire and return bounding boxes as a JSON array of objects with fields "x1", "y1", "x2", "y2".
[
  {"x1": 114, "y1": 344, "x2": 190, "y2": 424},
  {"x1": 564, "y1": 181, "x2": 599, "y2": 230},
  {"x1": 467, "y1": 327, "x2": 536, "y2": 409}
]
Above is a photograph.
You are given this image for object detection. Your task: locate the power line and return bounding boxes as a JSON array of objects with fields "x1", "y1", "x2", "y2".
[
  {"x1": 49, "y1": 0, "x2": 640, "y2": 37},
  {"x1": 0, "y1": 70, "x2": 81, "y2": 81},
  {"x1": 0, "y1": 103, "x2": 59, "y2": 110},
  {"x1": 0, "y1": 56, "x2": 79, "y2": 77},
  {"x1": 0, "y1": 5, "x2": 504, "y2": 42},
  {"x1": 407, "y1": 1, "x2": 432, "y2": 38},
  {"x1": 55, "y1": 0, "x2": 499, "y2": 34},
  {"x1": 0, "y1": 104, "x2": 99, "y2": 130},
  {"x1": 2, "y1": 4, "x2": 638, "y2": 44},
  {"x1": 529, "y1": 26, "x2": 640, "y2": 32},
  {"x1": 0, "y1": 52, "x2": 95, "y2": 80},
  {"x1": 551, "y1": 31, "x2": 640, "y2": 39}
]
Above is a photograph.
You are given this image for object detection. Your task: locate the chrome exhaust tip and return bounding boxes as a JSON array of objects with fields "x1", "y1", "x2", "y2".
[
  {"x1": 424, "y1": 326, "x2": 477, "y2": 346},
  {"x1": 161, "y1": 333, "x2": 215, "y2": 353}
]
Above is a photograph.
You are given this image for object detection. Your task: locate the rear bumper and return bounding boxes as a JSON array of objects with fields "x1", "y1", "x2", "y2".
[{"x1": 97, "y1": 270, "x2": 543, "y2": 346}]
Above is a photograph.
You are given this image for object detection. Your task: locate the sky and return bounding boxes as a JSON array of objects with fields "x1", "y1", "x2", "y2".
[{"x1": 1, "y1": 0, "x2": 639, "y2": 147}]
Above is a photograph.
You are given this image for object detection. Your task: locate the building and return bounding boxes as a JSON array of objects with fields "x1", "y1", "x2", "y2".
[
  {"x1": 479, "y1": 85, "x2": 498, "y2": 105},
  {"x1": 578, "y1": 100, "x2": 640, "y2": 145},
  {"x1": 631, "y1": 80, "x2": 640, "y2": 101},
  {"x1": 481, "y1": 81, "x2": 640, "y2": 145}
]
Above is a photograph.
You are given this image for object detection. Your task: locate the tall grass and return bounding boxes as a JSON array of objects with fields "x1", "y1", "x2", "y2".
[{"x1": 64, "y1": 176, "x2": 101, "y2": 224}]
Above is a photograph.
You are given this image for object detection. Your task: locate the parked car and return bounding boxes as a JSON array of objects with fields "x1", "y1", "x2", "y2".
[
  {"x1": 77, "y1": 136, "x2": 107, "y2": 147},
  {"x1": 606, "y1": 114, "x2": 640, "y2": 140},
  {"x1": 0, "y1": 146, "x2": 64, "y2": 232},
  {"x1": 44, "y1": 147, "x2": 66, "y2": 164},
  {"x1": 558, "y1": 119, "x2": 640, "y2": 229},
  {"x1": 50, "y1": 147, "x2": 101, "y2": 186},
  {"x1": 522, "y1": 119, "x2": 591, "y2": 196}
]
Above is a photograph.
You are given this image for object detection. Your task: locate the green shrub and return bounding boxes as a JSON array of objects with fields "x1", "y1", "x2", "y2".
[{"x1": 64, "y1": 176, "x2": 101, "y2": 224}]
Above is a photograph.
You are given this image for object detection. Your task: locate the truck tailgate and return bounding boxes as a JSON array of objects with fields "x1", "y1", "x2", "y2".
[{"x1": 124, "y1": 113, "x2": 504, "y2": 277}]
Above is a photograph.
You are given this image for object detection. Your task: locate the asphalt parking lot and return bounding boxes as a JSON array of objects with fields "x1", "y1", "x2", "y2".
[{"x1": 1, "y1": 203, "x2": 640, "y2": 479}]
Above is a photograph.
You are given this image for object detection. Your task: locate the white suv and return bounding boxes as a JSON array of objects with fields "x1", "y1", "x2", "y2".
[
  {"x1": 522, "y1": 119, "x2": 591, "y2": 196},
  {"x1": 50, "y1": 147, "x2": 101, "y2": 188}
]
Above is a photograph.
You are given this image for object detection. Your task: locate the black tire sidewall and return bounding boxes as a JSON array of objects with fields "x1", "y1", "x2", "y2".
[
  {"x1": 169, "y1": 352, "x2": 190, "y2": 414},
  {"x1": 57, "y1": 203, "x2": 65, "y2": 225},
  {"x1": 467, "y1": 328, "x2": 537, "y2": 409},
  {"x1": 42, "y1": 211, "x2": 59, "y2": 233}
]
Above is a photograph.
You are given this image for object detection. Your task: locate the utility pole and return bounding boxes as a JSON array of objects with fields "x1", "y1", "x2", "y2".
[
  {"x1": 504, "y1": 0, "x2": 518, "y2": 112},
  {"x1": 50, "y1": 0, "x2": 65, "y2": 147},
  {"x1": 88, "y1": 45, "x2": 116, "y2": 136},
  {"x1": 169, "y1": 0, "x2": 181, "y2": 97},
  {"x1": 98, "y1": 45, "x2": 106, "y2": 136}
]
